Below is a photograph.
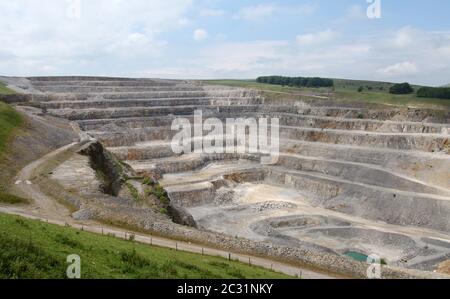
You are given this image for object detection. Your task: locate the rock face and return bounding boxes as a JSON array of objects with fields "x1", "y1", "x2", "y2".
[
  {"x1": 78, "y1": 141, "x2": 134, "y2": 196},
  {"x1": 168, "y1": 204, "x2": 197, "y2": 228},
  {"x1": 4, "y1": 76, "x2": 450, "y2": 277}
]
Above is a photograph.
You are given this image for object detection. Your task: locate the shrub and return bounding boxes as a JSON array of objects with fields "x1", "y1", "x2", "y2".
[
  {"x1": 142, "y1": 177, "x2": 156, "y2": 186},
  {"x1": 149, "y1": 184, "x2": 170, "y2": 204},
  {"x1": 126, "y1": 182, "x2": 141, "y2": 202},
  {"x1": 389, "y1": 82, "x2": 414, "y2": 94}
]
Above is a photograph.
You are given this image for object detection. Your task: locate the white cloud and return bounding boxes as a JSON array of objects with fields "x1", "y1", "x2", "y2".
[
  {"x1": 346, "y1": 5, "x2": 366, "y2": 19},
  {"x1": 0, "y1": 1, "x2": 449, "y2": 86},
  {"x1": 391, "y1": 26, "x2": 418, "y2": 48},
  {"x1": 201, "y1": 40, "x2": 288, "y2": 73},
  {"x1": 296, "y1": 30, "x2": 337, "y2": 46},
  {"x1": 0, "y1": 0, "x2": 193, "y2": 76},
  {"x1": 193, "y1": 28, "x2": 208, "y2": 41},
  {"x1": 178, "y1": 18, "x2": 191, "y2": 26},
  {"x1": 200, "y1": 9, "x2": 225, "y2": 17},
  {"x1": 335, "y1": 5, "x2": 367, "y2": 24},
  {"x1": 377, "y1": 62, "x2": 418, "y2": 76},
  {"x1": 234, "y1": 4, "x2": 275, "y2": 21},
  {"x1": 173, "y1": 26, "x2": 450, "y2": 85},
  {"x1": 234, "y1": 3, "x2": 315, "y2": 21}
]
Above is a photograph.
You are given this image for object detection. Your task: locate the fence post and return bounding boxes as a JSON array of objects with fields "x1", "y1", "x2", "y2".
[{"x1": 228, "y1": 253, "x2": 231, "y2": 261}]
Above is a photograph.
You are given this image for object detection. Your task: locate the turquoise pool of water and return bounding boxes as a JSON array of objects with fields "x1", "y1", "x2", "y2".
[{"x1": 344, "y1": 251, "x2": 369, "y2": 262}]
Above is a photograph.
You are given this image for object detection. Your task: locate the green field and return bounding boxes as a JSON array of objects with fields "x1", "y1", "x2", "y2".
[
  {"x1": 0, "y1": 213, "x2": 290, "y2": 279},
  {"x1": 202, "y1": 79, "x2": 450, "y2": 109}
]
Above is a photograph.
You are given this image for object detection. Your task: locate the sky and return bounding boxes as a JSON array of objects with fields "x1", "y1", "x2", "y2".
[{"x1": 0, "y1": 0, "x2": 450, "y2": 86}]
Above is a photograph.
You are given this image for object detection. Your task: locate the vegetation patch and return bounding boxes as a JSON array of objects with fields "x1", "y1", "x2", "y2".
[
  {"x1": 125, "y1": 182, "x2": 142, "y2": 202},
  {"x1": 257, "y1": 76, "x2": 334, "y2": 88},
  {"x1": 417, "y1": 87, "x2": 450, "y2": 99},
  {"x1": 0, "y1": 233, "x2": 66, "y2": 279},
  {"x1": 148, "y1": 184, "x2": 170, "y2": 204},
  {"x1": 0, "y1": 102, "x2": 25, "y2": 195},
  {"x1": 0, "y1": 102, "x2": 23, "y2": 156},
  {"x1": 0, "y1": 82, "x2": 16, "y2": 96},
  {"x1": 143, "y1": 180, "x2": 171, "y2": 214},
  {"x1": 0, "y1": 212, "x2": 290, "y2": 279},
  {"x1": 389, "y1": 83, "x2": 414, "y2": 95},
  {"x1": 0, "y1": 192, "x2": 30, "y2": 204}
]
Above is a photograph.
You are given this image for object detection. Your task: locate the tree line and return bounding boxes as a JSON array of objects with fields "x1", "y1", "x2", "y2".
[
  {"x1": 256, "y1": 76, "x2": 334, "y2": 88},
  {"x1": 417, "y1": 87, "x2": 450, "y2": 99}
]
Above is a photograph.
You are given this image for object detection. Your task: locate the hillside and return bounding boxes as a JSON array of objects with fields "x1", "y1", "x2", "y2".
[
  {"x1": 0, "y1": 102, "x2": 22, "y2": 156},
  {"x1": 0, "y1": 212, "x2": 290, "y2": 279},
  {"x1": 0, "y1": 101, "x2": 27, "y2": 204},
  {"x1": 0, "y1": 99, "x2": 77, "y2": 204},
  {"x1": 0, "y1": 82, "x2": 16, "y2": 96}
]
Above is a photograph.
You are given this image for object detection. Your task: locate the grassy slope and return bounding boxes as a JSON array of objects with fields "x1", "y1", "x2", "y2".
[
  {"x1": 0, "y1": 83, "x2": 20, "y2": 155},
  {"x1": 0, "y1": 91, "x2": 29, "y2": 203},
  {"x1": 0, "y1": 82, "x2": 16, "y2": 96},
  {"x1": 203, "y1": 79, "x2": 450, "y2": 109},
  {"x1": 0, "y1": 213, "x2": 290, "y2": 279},
  {"x1": 0, "y1": 102, "x2": 22, "y2": 155}
]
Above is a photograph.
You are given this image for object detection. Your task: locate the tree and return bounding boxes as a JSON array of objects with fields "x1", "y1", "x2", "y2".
[
  {"x1": 358, "y1": 86, "x2": 364, "y2": 92},
  {"x1": 389, "y1": 83, "x2": 414, "y2": 94}
]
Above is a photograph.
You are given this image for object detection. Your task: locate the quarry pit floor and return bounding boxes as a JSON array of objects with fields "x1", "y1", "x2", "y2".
[{"x1": 161, "y1": 160, "x2": 450, "y2": 270}]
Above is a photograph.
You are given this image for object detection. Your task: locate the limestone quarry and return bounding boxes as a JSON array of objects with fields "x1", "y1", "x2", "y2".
[{"x1": 2, "y1": 76, "x2": 450, "y2": 279}]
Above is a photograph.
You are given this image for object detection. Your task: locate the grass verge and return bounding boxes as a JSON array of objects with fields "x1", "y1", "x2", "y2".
[{"x1": 0, "y1": 212, "x2": 290, "y2": 279}]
